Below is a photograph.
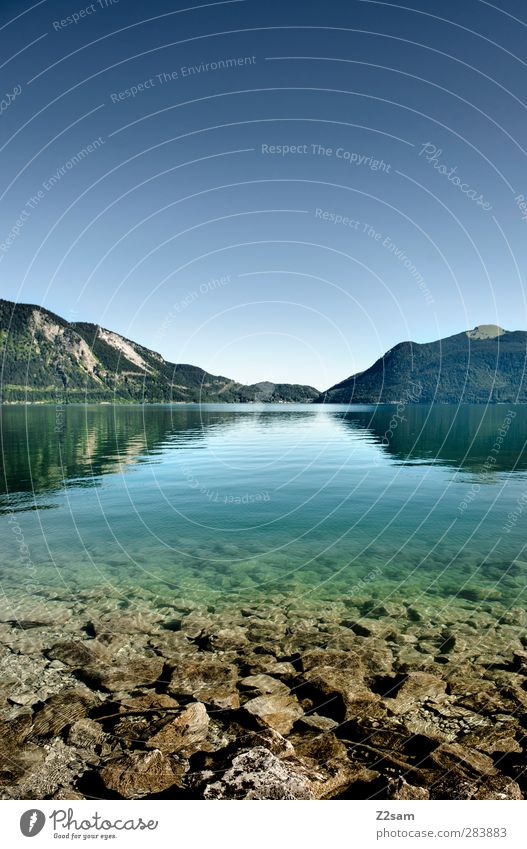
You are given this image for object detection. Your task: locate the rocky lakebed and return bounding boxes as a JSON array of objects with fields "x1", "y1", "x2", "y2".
[{"x1": 1, "y1": 585, "x2": 527, "y2": 801}]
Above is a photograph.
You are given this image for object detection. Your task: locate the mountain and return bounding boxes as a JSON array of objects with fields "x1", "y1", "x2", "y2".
[
  {"x1": 0, "y1": 299, "x2": 318, "y2": 403},
  {"x1": 316, "y1": 325, "x2": 527, "y2": 404}
]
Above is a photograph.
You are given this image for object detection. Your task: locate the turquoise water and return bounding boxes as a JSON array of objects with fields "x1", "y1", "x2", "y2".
[{"x1": 1, "y1": 404, "x2": 527, "y2": 609}]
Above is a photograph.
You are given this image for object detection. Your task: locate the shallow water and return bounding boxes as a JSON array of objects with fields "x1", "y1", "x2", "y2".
[{"x1": 1, "y1": 403, "x2": 527, "y2": 612}]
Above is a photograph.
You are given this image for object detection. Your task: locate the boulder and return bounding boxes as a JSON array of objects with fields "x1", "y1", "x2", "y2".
[
  {"x1": 204, "y1": 747, "x2": 314, "y2": 799},
  {"x1": 387, "y1": 777, "x2": 429, "y2": 800},
  {"x1": 67, "y1": 718, "x2": 105, "y2": 750},
  {"x1": 100, "y1": 750, "x2": 185, "y2": 798},
  {"x1": 46, "y1": 640, "x2": 104, "y2": 668},
  {"x1": 168, "y1": 658, "x2": 239, "y2": 709},
  {"x1": 430, "y1": 742, "x2": 497, "y2": 776},
  {"x1": 31, "y1": 689, "x2": 98, "y2": 737},
  {"x1": 6, "y1": 740, "x2": 86, "y2": 799},
  {"x1": 146, "y1": 703, "x2": 209, "y2": 756},
  {"x1": 80, "y1": 656, "x2": 165, "y2": 692},
  {"x1": 239, "y1": 674, "x2": 290, "y2": 695},
  {"x1": 243, "y1": 693, "x2": 303, "y2": 735},
  {"x1": 391, "y1": 672, "x2": 447, "y2": 712}
]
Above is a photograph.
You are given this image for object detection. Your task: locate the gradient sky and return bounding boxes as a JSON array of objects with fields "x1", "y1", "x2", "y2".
[{"x1": 1, "y1": 0, "x2": 526, "y2": 389}]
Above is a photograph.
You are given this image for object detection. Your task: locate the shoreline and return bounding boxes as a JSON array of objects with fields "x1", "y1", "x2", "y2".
[
  {"x1": 1, "y1": 585, "x2": 525, "y2": 800},
  {"x1": 2, "y1": 400, "x2": 527, "y2": 407}
]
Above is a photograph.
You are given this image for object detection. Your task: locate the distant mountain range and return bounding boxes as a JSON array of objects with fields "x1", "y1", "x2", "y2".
[
  {"x1": 0, "y1": 299, "x2": 318, "y2": 403},
  {"x1": 2, "y1": 301, "x2": 526, "y2": 405},
  {"x1": 316, "y1": 325, "x2": 527, "y2": 404}
]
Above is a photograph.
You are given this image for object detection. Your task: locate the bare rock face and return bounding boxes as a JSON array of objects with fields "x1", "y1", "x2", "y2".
[
  {"x1": 168, "y1": 658, "x2": 239, "y2": 709},
  {"x1": 204, "y1": 747, "x2": 314, "y2": 799},
  {"x1": 146, "y1": 703, "x2": 209, "y2": 756},
  {"x1": 466, "y1": 324, "x2": 505, "y2": 340},
  {"x1": 243, "y1": 693, "x2": 303, "y2": 735},
  {"x1": 100, "y1": 750, "x2": 185, "y2": 798}
]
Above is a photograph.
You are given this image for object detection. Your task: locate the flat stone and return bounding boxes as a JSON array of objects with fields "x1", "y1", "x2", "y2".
[
  {"x1": 90, "y1": 612, "x2": 160, "y2": 635},
  {"x1": 0, "y1": 653, "x2": 80, "y2": 706},
  {"x1": 243, "y1": 694, "x2": 303, "y2": 735},
  {"x1": 100, "y1": 750, "x2": 185, "y2": 798},
  {"x1": 47, "y1": 640, "x2": 105, "y2": 668},
  {"x1": 471, "y1": 775, "x2": 523, "y2": 800},
  {"x1": 51, "y1": 787, "x2": 85, "y2": 800},
  {"x1": 168, "y1": 658, "x2": 239, "y2": 709},
  {"x1": 146, "y1": 702, "x2": 209, "y2": 756},
  {"x1": 7, "y1": 740, "x2": 86, "y2": 799},
  {"x1": 239, "y1": 674, "x2": 290, "y2": 695},
  {"x1": 299, "y1": 714, "x2": 338, "y2": 732},
  {"x1": 31, "y1": 689, "x2": 98, "y2": 737},
  {"x1": 208, "y1": 627, "x2": 249, "y2": 650},
  {"x1": 67, "y1": 719, "x2": 105, "y2": 750},
  {"x1": 387, "y1": 777, "x2": 429, "y2": 800},
  {"x1": 301, "y1": 649, "x2": 363, "y2": 674},
  {"x1": 243, "y1": 728, "x2": 295, "y2": 757},
  {"x1": 0, "y1": 714, "x2": 32, "y2": 748},
  {"x1": 390, "y1": 672, "x2": 447, "y2": 713},
  {"x1": 81, "y1": 656, "x2": 165, "y2": 692},
  {"x1": 303, "y1": 665, "x2": 381, "y2": 720},
  {"x1": 430, "y1": 743, "x2": 497, "y2": 777},
  {"x1": 261, "y1": 660, "x2": 296, "y2": 676},
  {"x1": 118, "y1": 692, "x2": 179, "y2": 712},
  {"x1": 475, "y1": 735, "x2": 522, "y2": 755}
]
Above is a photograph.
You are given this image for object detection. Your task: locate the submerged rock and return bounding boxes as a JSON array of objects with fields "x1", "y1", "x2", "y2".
[
  {"x1": 387, "y1": 777, "x2": 429, "y2": 800},
  {"x1": 80, "y1": 656, "x2": 165, "y2": 693},
  {"x1": 168, "y1": 658, "x2": 239, "y2": 709},
  {"x1": 31, "y1": 689, "x2": 99, "y2": 738},
  {"x1": 239, "y1": 674, "x2": 290, "y2": 695},
  {"x1": 67, "y1": 718, "x2": 106, "y2": 750},
  {"x1": 243, "y1": 693, "x2": 303, "y2": 735},
  {"x1": 430, "y1": 742, "x2": 497, "y2": 777},
  {"x1": 389, "y1": 672, "x2": 447, "y2": 713},
  {"x1": 5, "y1": 740, "x2": 86, "y2": 799},
  {"x1": 100, "y1": 750, "x2": 185, "y2": 798},
  {"x1": 1, "y1": 586, "x2": 525, "y2": 801},
  {"x1": 146, "y1": 703, "x2": 209, "y2": 756}
]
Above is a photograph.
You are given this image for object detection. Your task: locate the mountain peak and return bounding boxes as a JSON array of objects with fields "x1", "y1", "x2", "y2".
[
  {"x1": 0, "y1": 299, "x2": 319, "y2": 404},
  {"x1": 466, "y1": 324, "x2": 506, "y2": 340},
  {"x1": 318, "y1": 324, "x2": 526, "y2": 404}
]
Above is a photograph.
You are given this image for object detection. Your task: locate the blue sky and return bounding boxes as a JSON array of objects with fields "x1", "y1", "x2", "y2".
[{"x1": 1, "y1": 0, "x2": 526, "y2": 389}]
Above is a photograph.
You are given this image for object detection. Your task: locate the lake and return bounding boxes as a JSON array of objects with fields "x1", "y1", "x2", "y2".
[{"x1": 1, "y1": 403, "x2": 526, "y2": 614}]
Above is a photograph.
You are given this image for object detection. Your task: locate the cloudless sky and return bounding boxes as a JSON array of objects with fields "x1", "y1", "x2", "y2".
[{"x1": 1, "y1": 0, "x2": 527, "y2": 389}]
